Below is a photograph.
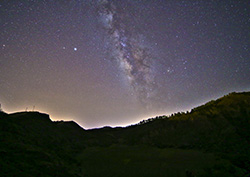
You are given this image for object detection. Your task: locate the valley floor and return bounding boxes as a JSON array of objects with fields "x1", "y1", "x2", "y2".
[{"x1": 76, "y1": 145, "x2": 242, "y2": 177}]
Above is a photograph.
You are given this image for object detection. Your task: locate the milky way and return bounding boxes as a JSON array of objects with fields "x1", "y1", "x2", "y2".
[
  {"x1": 1, "y1": 0, "x2": 249, "y2": 128},
  {"x1": 97, "y1": 0, "x2": 158, "y2": 109}
]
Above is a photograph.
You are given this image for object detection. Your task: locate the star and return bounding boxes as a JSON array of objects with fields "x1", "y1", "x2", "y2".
[{"x1": 0, "y1": 0, "x2": 249, "y2": 129}]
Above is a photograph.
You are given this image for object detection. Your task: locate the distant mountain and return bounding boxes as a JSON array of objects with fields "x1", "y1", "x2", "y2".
[{"x1": 0, "y1": 92, "x2": 249, "y2": 177}]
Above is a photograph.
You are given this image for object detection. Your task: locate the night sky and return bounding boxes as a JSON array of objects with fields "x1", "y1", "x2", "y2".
[{"x1": 1, "y1": 0, "x2": 249, "y2": 129}]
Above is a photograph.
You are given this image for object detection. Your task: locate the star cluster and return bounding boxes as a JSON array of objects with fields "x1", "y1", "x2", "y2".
[{"x1": 0, "y1": 0, "x2": 249, "y2": 128}]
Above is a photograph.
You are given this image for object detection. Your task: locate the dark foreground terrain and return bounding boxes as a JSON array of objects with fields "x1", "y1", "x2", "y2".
[{"x1": 0, "y1": 92, "x2": 250, "y2": 177}]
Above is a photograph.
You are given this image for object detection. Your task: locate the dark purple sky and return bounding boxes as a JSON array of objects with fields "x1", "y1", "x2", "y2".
[{"x1": 1, "y1": 0, "x2": 249, "y2": 128}]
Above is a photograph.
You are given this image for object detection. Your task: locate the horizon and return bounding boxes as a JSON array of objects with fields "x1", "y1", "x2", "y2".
[{"x1": 2, "y1": 90, "x2": 249, "y2": 129}]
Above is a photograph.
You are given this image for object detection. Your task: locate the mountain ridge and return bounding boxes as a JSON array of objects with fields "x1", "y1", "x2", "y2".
[{"x1": 0, "y1": 91, "x2": 250, "y2": 176}]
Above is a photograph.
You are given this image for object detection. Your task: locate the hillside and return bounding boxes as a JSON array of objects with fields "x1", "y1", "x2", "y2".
[
  {"x1": 87, "y1": 92, "x2": 250, "y2": 151},
  {"x1": 0, "y1": 91, "x2": 250, "y2": 176}
]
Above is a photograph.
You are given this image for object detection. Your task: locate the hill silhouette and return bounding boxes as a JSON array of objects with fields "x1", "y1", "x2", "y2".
[{"x1": 0, "y1": 91, "x2": 249, "y2": 176}]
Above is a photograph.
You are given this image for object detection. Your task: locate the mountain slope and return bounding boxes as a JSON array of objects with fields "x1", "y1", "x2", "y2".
[
  {"x1": 0, "y1": 91, "x2": 249, "y2": 176},
  {"x1": 88, "y1": 92, "x2": 250, "y2": 151},
  {"x1": 0, "y1": 112, "x2": 85, "y2": 177},
  {"x1": 84, "y1": 91, "x2": 250, "y2": 176}
]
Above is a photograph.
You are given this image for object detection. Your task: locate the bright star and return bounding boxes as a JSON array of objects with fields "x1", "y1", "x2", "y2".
[{"x1": 74, "y1": 47, "x2": 77, "y2": 51}]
